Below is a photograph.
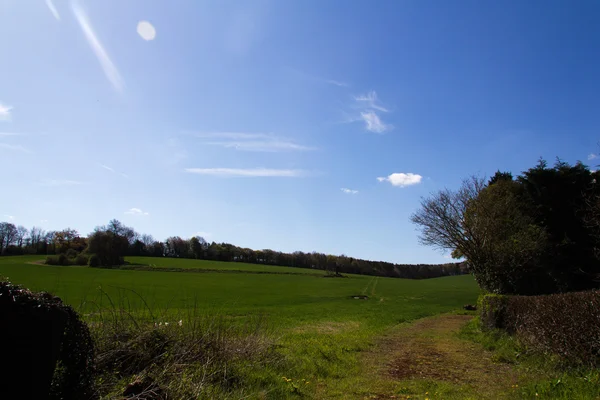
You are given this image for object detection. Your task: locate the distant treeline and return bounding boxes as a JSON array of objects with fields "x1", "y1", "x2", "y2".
[{"x1": 0, "y1": 220, "x2": 466, "y2": 279}]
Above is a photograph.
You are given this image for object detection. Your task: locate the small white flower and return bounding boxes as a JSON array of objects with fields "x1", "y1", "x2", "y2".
[
  {"x1": 165, "y1": 322, "x2": 169, "y2": 326},
  {"x1": 178, "y1": 320, "x2": 183, "y2": 326}
]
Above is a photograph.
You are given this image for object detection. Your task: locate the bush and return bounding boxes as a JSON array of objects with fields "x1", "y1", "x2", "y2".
[
  {"x1": 88, "y1": 254, "x2": 100, "y2": 268},
  {"x1": 58, "y1": 253, "x2": 70, "y2": 266},
  {"x1": 46, "y1": 255, "x2": 59, "y2": 265},
  {"x1": 65, "y1": 248, "x2": 78, "y2": 260},
  {"x1": 478, "y1": 294, "x2": 509, "y2": 332},
  {"x1": 0, "y1": 280, "x2": 94, "y2": 399},
  {"x1": 46, "y1": 254, "x2": 71, "y2": 266},
  {"x1": 74, "y1": 253, "x2": 89, "y2": 266},
  {"x1": 480, "y1": 290, "x2": 600, "y2": 365}
]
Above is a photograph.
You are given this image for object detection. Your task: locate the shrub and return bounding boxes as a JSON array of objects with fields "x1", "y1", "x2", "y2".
[
  {"x1": 480, "y1": 290, "x2": 600, "y2": 366},
  {"x1": 46, "y1": 254, "x2": 71, "y2": 266},
  {"x1": 46, "y1": 255, "x2": 59, "y2": 265},
  {"x1": 0, "y1": 280, "x2": 95, "y2": 399},
  {"x1": 478, "y1": 294, "x2": 509, "y2": 332},
  {"x1": 88, "y1": 254, "x2": 100, "y2": 268},
  {"x1": 57, "y1": 253, "x2": 70, "y2": 266},
  {"x1": 74, "y1": 253, "x2": 89, "y2": 266},
  {"x1": 65, "y1": 248, "x2": 78, "y2": 260}
]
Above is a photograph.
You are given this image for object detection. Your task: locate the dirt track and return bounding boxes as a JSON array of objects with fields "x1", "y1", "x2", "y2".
[{"x1": 362, "y1": 314, "x2": 523, "y2": 399}]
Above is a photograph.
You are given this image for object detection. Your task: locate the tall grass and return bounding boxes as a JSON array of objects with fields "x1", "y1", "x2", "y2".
[{"x1": 84, "y1": 289, "x2": 287, "y2": 399}]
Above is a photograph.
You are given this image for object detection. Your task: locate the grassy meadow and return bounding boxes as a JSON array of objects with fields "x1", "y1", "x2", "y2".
[{"x1": 0, "y1": 255, "x2": 480, "y2": 398}]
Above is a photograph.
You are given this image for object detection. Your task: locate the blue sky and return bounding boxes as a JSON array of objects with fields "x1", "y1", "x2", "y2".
[{"x1": 1, "y1": 0, "x2": 599, "y2": 264}]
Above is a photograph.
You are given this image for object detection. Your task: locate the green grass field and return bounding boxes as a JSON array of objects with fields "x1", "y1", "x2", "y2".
[
  {"x1": 127, "y1": 256, "x2": 326, "y2": 275},
  {"x1": 0, "y1": 255, "x2": 480, "y2": 398}
]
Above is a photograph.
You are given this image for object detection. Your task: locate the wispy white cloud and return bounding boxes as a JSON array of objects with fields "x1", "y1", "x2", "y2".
[
  {"x1": 40, "y1": 219, "x2": 49, "y2": 223},
  {"x1": 98, "y1": 164, "x2": 129, "y2": 178},
  {"x1": 354, "y1": 91, "x2": 388, "y2": 112},
  {"x1": 0, "y1": 132, "x2": 20, "y2": 136},
  {"x1": 0, "y1": 143, "x2": 31, "y2": 153},
  {"x1": 192, "y1": 132, "x2": 270, "y2": 140},
  {"x1": 100, "y1": 164, "x2": 115, "y2": 173},
  {"x1": 72, "y1": 2, "x2": 124, "y2": 92},
  {"x1": 588, "y1": 153, "x2": 598, "y2": 161},
  {"x1": 341, "y1": 188, "x2": 359, "y2": 194},
  {"x1": 207, "y1": 140, "x2": 315, "y2": 152},
  {"x1": 346, "y1": 91, "x2": 393, "y2": 133},
  {"x1": 45, "y1": 0, "x2": 61, "y2": 20},
  {"x1": 326, "y1": 79, "x2": 349, "y2": 87},
  {"x1": 125, "y1": 208, "x2": 149, "y2": 216},
  {"x1": 185, "y1": 168, "x2": 305, "y2": 177},
  {"x1": 377, "y1": 173, "x2": 422, "y2": 187},
  {"x1": 0, "y1": 104, "x2": 12, "y2": 121},
  {"x1": 194, "y1": 132, "x2": 316, "y2": 152},
  {"x1": 285, "y1": 67, "x2": 350, "y2": 88},
  {"x1": 40, "y1": 179, "x2": 86, "y2": 186},
  {"x1": 4, "y1": 215, "x2": 15, "y2": 221},
  {"x1": 360, "y1": 111, "x2": 391, "y2": 134}
]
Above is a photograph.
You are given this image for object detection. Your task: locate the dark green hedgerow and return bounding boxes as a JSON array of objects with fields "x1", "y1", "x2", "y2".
[{"x1": 479, "y1": 291, "x2": 600, "y2": 366}]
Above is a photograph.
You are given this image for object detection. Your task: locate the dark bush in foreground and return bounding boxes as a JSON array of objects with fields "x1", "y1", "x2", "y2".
[
  {"x1": 0, "y1": 280, "x2": 95, "y2": 399},
  {"x1": 480, "y1": 291, "x2": 600, "y2": 365}
]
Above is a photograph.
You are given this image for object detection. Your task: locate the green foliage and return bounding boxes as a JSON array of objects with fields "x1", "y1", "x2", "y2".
[
  {"x1": 86, "y1": 230, "x2": 128, "y2": 266},
  {"x1": 88, "y1": 254, "x2": 100, "y2": 268},
  {"x1": 487, "y1": 170, "x2": 513, "y2": 186},
  {"x1": 416, "y1": 158, "x2": 600, "y2": 295},
  {"x1": 65, "y1": 248, "x2": 78, "y2": 260},
  {"x1": 466, "y1": 180, "x2": 551, "y2": 294},
  {"x1": 47, "y1": 252, "x2": 89, "y2": 266},
  {"x1": 516, "y1": 160, "x2": 600, "y2": 293},
  {"x1": 46, "y1": 254, "x2": 72, "y2": 266},
  {"x1": 73, "y1": 253, "x2": 89, "y2": 266},
  {"x1": 478, "y1": 294, "x2": 510, "y2": 332}
]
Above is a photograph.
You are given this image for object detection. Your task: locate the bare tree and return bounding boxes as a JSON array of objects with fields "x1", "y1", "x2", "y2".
[
  {"x1": 15, "y1": 226, "x2": 28, "y2": 248},
  {"x1": 140, "y1": 233, "x2": 154, "y2": 248},
  {"x1": 0, "y1": 222, "x2": 17, "y2": 254},
  {"x1": 412, "y1": 176, "x2": 551, "y2": 293},
  {"x1": 410, "y1": 176, "x2": 487, "y2": 265},
  {"x1": 29, "y1": 227, "x2": 46, "y2": 249}
]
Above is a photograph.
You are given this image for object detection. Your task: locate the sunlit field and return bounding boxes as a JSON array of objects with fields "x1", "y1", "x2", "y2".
[{"x1": 0, "y1": 255, "x2": 479, "y2": 398}]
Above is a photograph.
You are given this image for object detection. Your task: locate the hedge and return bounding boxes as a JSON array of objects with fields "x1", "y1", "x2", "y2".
[
  {"x1": 479, "y1": 291, "x2": 600, "y2": 365},
  {"x1": 0, "y1": 280, "x2": 95, "y2": 399}
]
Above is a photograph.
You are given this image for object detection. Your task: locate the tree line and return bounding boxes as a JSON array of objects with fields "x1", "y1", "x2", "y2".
[
  {"x1": 0, "y1": 219, "x2": 466, "y2": 279},
  {"x1": 412, "y1": 158, "x2": 600, "y2": 295}
]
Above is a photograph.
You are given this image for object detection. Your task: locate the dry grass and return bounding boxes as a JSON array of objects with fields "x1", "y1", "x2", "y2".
[{"x1": 90, "y1": 313, "x2": 282, "y2": 399}]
